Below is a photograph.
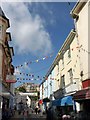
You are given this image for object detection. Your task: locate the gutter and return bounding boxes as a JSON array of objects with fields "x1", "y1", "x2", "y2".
[{"x1": 70, "y1": 0, "x2": 87, "y2": 19}]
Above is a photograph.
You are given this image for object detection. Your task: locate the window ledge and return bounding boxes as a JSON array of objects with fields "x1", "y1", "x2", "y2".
[
  {"x1": 67, "y1": 59, "x2": 72, "y2": 65},
  {"x1": 61, "y1": 67, "x2": 64, "y2": 71}
]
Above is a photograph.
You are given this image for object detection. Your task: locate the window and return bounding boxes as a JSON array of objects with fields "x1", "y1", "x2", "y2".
[
  {"x1": 68, "y1": 69, "x2": 73, "y2": 83},
  {"x1": 62, "y1": 57, "x2": 64, "y2": 67},
  {"x1": 57, "y1": 63, "x2": 59, "y2": 75},
  {"x1": 0, "y1": 25, "x2": 3, "y2": 39},
  {"x1": 68, "y1": 49, "x2": 71, "y2": 58},
  {"x1": 61, "y1": 75, "x2": 65, "y2": 88}
]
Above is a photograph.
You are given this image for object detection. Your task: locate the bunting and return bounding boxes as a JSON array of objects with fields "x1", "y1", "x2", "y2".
[
  {"x1": 15, "y1": 45, "x2": 89, "y2": 69},
  {"x1": 15, "y1": 45, "x2": 90, "y2": 84},
  {"x1": 15, "y1": 53, "x2": 53, "y2": 69},
  {"x1": 16, "y1": 76, "x2": 58, "y2": 82}
]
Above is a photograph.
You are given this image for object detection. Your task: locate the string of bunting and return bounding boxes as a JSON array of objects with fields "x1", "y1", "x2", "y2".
[
  {"x1": 17, "y1": 55, "x2": 83, "y2": 83},
  {"x1": 15, "y1": 71, "x2": 45, "y2": 81},
  {"x1": 16, "y1": 77, "x2": 57, "y2": 82},
  {"x1": 15, "y1": 46, "x2": 89, "y2": 69},
  {"x1": 16, "y1": 45, "x2": 90, "y2": 84},
  {"x1": 58, "y1": 45, "x2": 90, "y2": 55},
  {"x1": 71, "y1": 45, "x2": 90, "y2": 54},
  {"x1": 15, "y1": 71, "x2": 42, "y2": 78},
  {"x1": 15, "y1": 53, "x2": 53, "y2": 69}
]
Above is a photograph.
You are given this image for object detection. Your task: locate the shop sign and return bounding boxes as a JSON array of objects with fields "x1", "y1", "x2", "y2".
[{"x1": 6, "y1": 75, "x2": 17, "y2": 83}]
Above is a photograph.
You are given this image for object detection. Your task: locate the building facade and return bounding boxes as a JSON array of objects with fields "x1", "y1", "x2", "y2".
[
  {"x1": 40, "y1": 0, "x2": 90, "y2": 113},
  {"x1": 0, "y1": 7, "x2": 15, "y2": 120},
  {"x1": 15, "y1": 83, "x2": 40, "y2": 109},
  {"x1": 71, "y1": 0, "x2": 90, "y2": 113}
]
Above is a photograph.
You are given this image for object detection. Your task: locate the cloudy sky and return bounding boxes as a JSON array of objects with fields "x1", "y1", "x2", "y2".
[{"x1": 2, "y1": 1, "x2": 76, "y2": 87}]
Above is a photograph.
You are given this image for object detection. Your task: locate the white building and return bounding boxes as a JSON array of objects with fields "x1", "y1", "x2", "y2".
[{"x1": 40, "y1": 0, "x2": 90, "y2": 113}]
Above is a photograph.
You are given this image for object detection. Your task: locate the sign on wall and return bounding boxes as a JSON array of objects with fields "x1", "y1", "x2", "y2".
[{"x1": 6, "y1": 75, "x2": 17, "y2": 83}]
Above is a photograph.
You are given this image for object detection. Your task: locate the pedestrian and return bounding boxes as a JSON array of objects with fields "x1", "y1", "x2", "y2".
[
  {"x1": 46, "y1": 107, "x2": 52, "y2": 120},
  {"x1": 2, "y1": 105, "x2": 10, "y2": 120},
  {"x1": 38, "y1": 107, "x2": 41, "y2": 114},
  {"x1": 35, "y1": 106, "x2": 38, "y2": 114},
  {"x1": 23, "y1": 108, "x2": 28, "y2": 120}
]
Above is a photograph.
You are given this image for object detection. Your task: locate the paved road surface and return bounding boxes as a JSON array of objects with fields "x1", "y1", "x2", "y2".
[{"x1": 10, "y1": 111, "x2": 46, "y2": 120}]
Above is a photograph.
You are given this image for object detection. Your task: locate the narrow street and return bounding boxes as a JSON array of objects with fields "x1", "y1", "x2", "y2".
[
  {"x1": 10, "y1": 111, "x2": 46, "y2": 120},
  {"x1": 1, "y1": 1, "x2": 90, "y2": 120}
]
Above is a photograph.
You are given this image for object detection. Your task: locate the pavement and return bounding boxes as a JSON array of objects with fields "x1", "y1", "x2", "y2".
[{"x1": 10, "y1": 111, "x2": 47, "y2": 120}]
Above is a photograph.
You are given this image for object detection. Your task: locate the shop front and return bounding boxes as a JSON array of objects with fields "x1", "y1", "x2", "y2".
[
  {"x1": 73, "y1": 88, "x2": 90, "y2": 112},
  {"x1": 51, "y1": 95, "x2": 74, "y2": 115},
  {"x1": 73, "y1": 87, "x2": 90, "y2": 119}
]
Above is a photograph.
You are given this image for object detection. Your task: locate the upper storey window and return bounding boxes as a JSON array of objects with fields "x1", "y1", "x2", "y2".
[
  {"x1": 0, "y1": 25, "x2": 2, "y2": 39},
  {"x1": 68, "y1": 68, "x2": 73, "y2": 83},
  {"x1": 68, "y1": 48, "x2": 71, "y2": 58},
  {"x1": 0, "y1": 25, "x2": 3, "y2": 40},
  {"x1": 61, "y1": 75, "x2": 65, "y2": 88}
]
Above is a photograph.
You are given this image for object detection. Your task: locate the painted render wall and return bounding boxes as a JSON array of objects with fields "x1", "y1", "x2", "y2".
[
  {"x1": 60, "y1": 35, "x2": 80, "y2": 95},
  {"x1": 40, "y1": 0, "x2": 90, "y2": 102},
  {"x1": 88, "y1": 1, "x2": 90, "y2": 78},
  {"x1": 76, "y1": 1, "x2": 89, "y2": 80}
]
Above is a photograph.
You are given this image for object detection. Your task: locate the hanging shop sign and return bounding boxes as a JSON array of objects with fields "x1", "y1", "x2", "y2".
[{"x1": 6, "y1": 75, "x2": 17, "y2": 83}]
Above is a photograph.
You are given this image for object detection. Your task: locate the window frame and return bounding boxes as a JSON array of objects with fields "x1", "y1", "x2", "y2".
[
  {"x1": 61, "y1": 75, "x2": 65, "y2": 88},
  {"x1": 68, "y1": 48, "x2": 71, "y2": 58},
  {"x1": 0, "y1": 25, "x2": 3, "y2": 39},
  {"x1": 68, "y1": 68, "x2": 73, "y2": 83}
]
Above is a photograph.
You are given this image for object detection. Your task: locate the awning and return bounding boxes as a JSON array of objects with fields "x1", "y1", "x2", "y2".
[
  {"x1": 52, "y1": 98, "x2": 61, "y2": 106},
  {"x1": 43, "y1": 97, "x2": 50, "y2": 102},
  {"x1": 61, "y1": 96, "x2": 73, "y2": 106},
  {"x1": 73, "y1": 88, "x2": 90, "y2": 101},
  {"x1": 52, "y1": 96, "x2": 73, "y2": 106}
]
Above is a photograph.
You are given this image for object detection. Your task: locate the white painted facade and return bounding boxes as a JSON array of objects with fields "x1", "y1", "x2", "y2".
[
  {"x1": 40, "y1": 0, "x2": 90, "y2": 112},
  {"x1": 15, "y1": 93, "x2": 31, "y2": 108}
]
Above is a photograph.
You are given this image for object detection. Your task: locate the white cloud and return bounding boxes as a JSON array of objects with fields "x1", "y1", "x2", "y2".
[{"x1": 2, "y1": 2, "x2": 53, "y2": 55}]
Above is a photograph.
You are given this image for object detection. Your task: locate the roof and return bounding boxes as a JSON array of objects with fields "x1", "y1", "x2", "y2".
[
  {"x1": 6, "y1": 32, "x2": 12, "y2": 41},
  {"x1": 0, "y1": 7, "x2": 6, "y2": 19},
  {"x1": 0, "y1": 7, "x2": 10, "y2": 27},
  {"x1": 70, "y1": 0, "x2": 87, "y2": 18}
]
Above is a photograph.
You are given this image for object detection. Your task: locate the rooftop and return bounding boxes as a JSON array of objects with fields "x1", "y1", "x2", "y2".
[{"x1": 0, "y1": 7, "x2": 10, "y2": 27}]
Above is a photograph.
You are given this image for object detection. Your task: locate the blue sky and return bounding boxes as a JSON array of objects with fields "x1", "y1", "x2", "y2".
[{"x1": 2, "y1": 2, "x2": 76, "y2": 87}]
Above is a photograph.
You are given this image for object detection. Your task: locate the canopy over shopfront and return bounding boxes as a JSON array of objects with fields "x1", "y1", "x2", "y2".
[
  {"x1": 43, "y1": 97, "x2": 50, "y2": 102},
  {"x1": 52, "y1": 96, "x2": 73, "y2": 106},
  {"x1": 73, "y1": 88, "x2": 90, "y2": 101}
]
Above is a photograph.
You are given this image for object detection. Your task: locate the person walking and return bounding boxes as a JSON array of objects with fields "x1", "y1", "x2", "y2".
[{"x1": 35, "y1": 106, "x2": 38, "y2": 114}]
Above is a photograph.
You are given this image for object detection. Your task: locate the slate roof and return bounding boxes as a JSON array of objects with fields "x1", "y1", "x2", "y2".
[
  {"x1": 0, "y1": 7, "x2": 10, "y2": 27},
  {"x1": 0, "y1": 7, "x2": 7, "y2": 19}
]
